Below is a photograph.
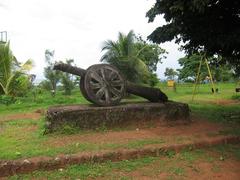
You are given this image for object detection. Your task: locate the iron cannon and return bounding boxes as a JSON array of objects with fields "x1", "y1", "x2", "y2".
[{"x1": 53, "y1": 63, "x2": 168, "y2": 106}]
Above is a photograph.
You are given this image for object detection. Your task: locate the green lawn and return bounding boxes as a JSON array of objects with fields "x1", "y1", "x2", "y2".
[
  {"x1": 0, "y1": 82, "x2": 239, "y2": 115},
  {"x1": 0, "y1": 82, "x2": 240, "y2": 178},
  {"x1": 0, "y1": 89, "x2": 89, "y2": 115}
]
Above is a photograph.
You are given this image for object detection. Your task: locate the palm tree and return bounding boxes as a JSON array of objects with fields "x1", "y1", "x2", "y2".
[
  {"x1": 0, "y1": 42, "x2": 33, "y2": 96},
  {"x1": 100, "y1": 30, "x2": 149, "y2": 83}
]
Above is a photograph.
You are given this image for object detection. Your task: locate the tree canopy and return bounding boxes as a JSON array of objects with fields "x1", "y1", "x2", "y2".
[
  {"x1": 43, "y1": 49, "x2": 61, "y2": 93},
  {"x1": 101, "y1": 30, "x2": 166, "y2": 86},
  {"x1": 0, "y1": 42, "x2": 33, "y2": 96},
  {"x1": 164, "y1": 67, "x2": 178, "y2": 80},
  {"x1": 146, "y1": 0, "x2": 240, "y2": 74},
  {"x1": 177, "y1": 54, "x2": 234, "y2": 82},
  {"x1": 60, "y1": 59, "x2": 75, "y2": 95}
]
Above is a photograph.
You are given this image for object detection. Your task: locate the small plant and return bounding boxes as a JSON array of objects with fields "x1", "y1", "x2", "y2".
[
  {"x1": 232, "y1": 94, "x2": 240, "y2": 100},
  {"x1": 59, "y1": 124, "x2": 79, "y2": 135},
  {"x1": 165, "y1": 150, "x2": 176, "y2": 158},
  {"x1": 0, "y1": 95, "x2": 15, "y2": 105}
]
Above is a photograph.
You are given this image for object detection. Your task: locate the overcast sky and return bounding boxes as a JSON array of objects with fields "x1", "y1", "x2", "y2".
[{"x1": 0, "y1": 0, "x2": 185, "y2": 82}]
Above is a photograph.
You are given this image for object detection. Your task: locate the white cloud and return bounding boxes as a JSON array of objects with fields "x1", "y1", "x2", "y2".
[{"x1": 0, "y1": 0, "x2": 184, "y2": 82}]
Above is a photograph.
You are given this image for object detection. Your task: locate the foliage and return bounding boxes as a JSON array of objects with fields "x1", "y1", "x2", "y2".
[
  {"x1": 148, "y1": 73, "x2": 159, "y2": 87},
  {"x1": 0, "y1": 42, "x2": 33, "y2": 97},
  {"x1": 146, "y1": 0, "x2": 240, "y2": 75},
  {"x1": 177, "y1": 54, "x2": 204, "y2": 81},
  {"x1": 177, "y1": 54, "x2": 234, "y2": 82},
  {"x1": 0, "y1": 95, "x2": 15, "y2": 105},
  {"x1": 164, "y1": 67, "x2": 178, "y2": 80},
  {"x1": 101, "y1": 30, "x2": 166, "y2": 86},
  {"x1": 43, "y1": 49, "x2": 61, "y2": 93},
  {"x1": 38, "y1": 80, "x2": 52, "y2": 91},
  {"x1": 135, "y1": 35, "x2": 167, "y2": 73},
  {"x1": 60, "y1": 59, "x2": 75, "y2": 95}
]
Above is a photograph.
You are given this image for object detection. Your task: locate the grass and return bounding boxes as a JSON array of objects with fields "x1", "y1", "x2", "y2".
[
  {"x1": 1, "y1": 82, "x2": 240, "y2": 178},
  {"x1": 0, "y1": 117, "x2": 167, "y2": 160},
  {"x1": 9, "y1": 144, "x2": 240, "y2": 179},
  {"x1": 0, "y1": 89, "x2": 89, "y2": 115},
  {"x1": 9, "y1": 157, "x2": 157, "y2": 180},
  {"x1": 0, "y1": 82, "x2": 238, "y2": 114},
  {"x1": 0, "y1": 82, "x2": 239, "y2": 160}
]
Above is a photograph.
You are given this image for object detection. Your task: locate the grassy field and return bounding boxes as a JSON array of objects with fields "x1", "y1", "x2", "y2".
[
  {"x1": 0, "y1": 82, "x2": 240, "y2": 179},
  {"x1": 0, "y1": 82, "x2": 239, "y2": 111},
  {"x1": 1, "y1": 82, "x2": 239, "y2": 122}
]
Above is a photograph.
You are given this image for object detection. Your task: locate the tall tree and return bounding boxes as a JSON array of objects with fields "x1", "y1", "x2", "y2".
[
  {"x1": 146, "y1": 0, "x2": 240, "y2": 75},
  {"x1": 44, "y1": 49, "x2": 61, "y2": 93},
  {"x1": 0, "y1": 42, "x2": 33, "y2": 96},
  {"x1": 177, "y1": 54, "x2": 234, "y2": 82},
  {"x1": 164, "y1": 68, "x2": 178, "y2": 80},
  {"x1": 101, "y1": 30, "x2": 166, "y2": 86},
  {"x1": 60, "y1": 59, "x2": 75, "y2": 95},
  {"x1": 177, "y1": 54, "x2": 204, "y2": 81}
]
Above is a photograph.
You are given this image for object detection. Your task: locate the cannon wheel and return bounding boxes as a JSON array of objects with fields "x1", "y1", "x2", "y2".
[
  {"x1": 80, "y1": 76, "x2": 94, "y2": 103},
  {"x1": 83, "y1": 64, "x2": 125, "y2": 106}
]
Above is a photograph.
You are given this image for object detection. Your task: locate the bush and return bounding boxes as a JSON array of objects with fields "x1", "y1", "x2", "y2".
[
  {"x1": 232, "y1": 94, "x2": 240, "y2": 100},
  {"x1": 0, "y1": 95, "x2": 16, "y2": 105}
]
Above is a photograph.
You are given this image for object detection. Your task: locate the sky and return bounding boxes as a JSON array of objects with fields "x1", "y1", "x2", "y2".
[{"x1": 0, "y1": 0, "x2": 185, "y2": 83}]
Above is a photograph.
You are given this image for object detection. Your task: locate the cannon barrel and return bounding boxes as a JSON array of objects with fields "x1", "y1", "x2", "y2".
[
  {"x1": 53, "y1": 62, "x2": 87, "y2": 77},
  {"x1": 126, "y1": 82, "x2": 168, "y2": 102},
  {"x1": 53, "y1": 63, "x2": 168, "y2": 105}
]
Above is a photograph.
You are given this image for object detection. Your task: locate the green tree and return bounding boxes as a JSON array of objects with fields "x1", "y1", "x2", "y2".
[
  {"x1": 177, "y1": 54, "x2": 204, "y2": 81},
  {"x1": 177, "y1": 54, "x2": 234, "y2": 82},
  {"x1": 43, "y1": 49, "x2": 61, "y2": 94},
  {"x1": 135, "y1": 35, "x2": 167, "y2": 73},
  {"x1": 60, "y1": 59, "x2": 75, "y2": 95},
  {"x1": 146, "y1": 0, "x2": 240, "y2": 75},
  {"x1": 164, "y1": 68, "x2": 178, "y2": 80},
  {"x1": 101, "y1": 30, "x2": 166, "y2": 86},
  {"x1": 0, "y1": 42, "x2": 33, "y2": 96}
]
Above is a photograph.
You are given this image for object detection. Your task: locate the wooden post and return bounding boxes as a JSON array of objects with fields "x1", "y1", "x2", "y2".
[{"x1": 192, "y1": 56, "x2": 203, "y2": 101}]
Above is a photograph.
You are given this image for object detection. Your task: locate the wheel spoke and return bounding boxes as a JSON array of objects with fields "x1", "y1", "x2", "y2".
[
  {"x1": 110, "y1": 80, "x2": 123, "y2": 87},
  {"x1": 104, "y1": 88, "x2": 110, "y2": 103},
  {"x1": 109, "y1": 87, "x2": 121, "y2": 97},
  {"x1": 96, "y1": 87, "x2": 105, "y2": 99},
  {"x1": 89, "y1": 81, "x2": 101, "y2": 89},
  {"x1": 109, "y1": 71, "x2": 118, "y2": 80},
  {"x1": 91, "y1": 71, "x2": 103, "y2": 83},
  {"x1": 100, "y1": 68, "x2": 106, "y2": 80}
]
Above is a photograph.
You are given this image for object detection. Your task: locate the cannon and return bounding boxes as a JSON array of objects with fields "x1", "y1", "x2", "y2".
[{"x1": 53, "y1": 63, "x2": 168, "y2": 106}]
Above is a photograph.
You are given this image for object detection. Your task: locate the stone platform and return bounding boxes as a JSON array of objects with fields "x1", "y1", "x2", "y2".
[{"x1": 45, "y1": 101, "x2": 190, "y2": 133}]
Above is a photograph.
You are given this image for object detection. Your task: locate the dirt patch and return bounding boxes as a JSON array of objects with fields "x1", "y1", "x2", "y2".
[
  {"x1": 203, "y1": 99, "x2": 240, "y2": 106},
  {"x1": 215, "y1": 99, "x2": 240, "y2": 106},
  {"x1": 0, "y1": 112, "x2": 42, "y2": 122},
  {"x1": 44, "y1": 118, "x2": 226, "y2": 148}
]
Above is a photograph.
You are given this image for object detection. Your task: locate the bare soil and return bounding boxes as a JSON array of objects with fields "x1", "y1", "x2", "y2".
[
  {"x1": 44, "y1": 117, "x2": 227, "y2": 148},
  {"x1": 0, "y1": 112, "x2": 41, "y2": 122},
  {"x1": 201, "y1": 99, "x2": 240, "y2": 106},
  {"x1": 121, "y1": 150, "x2": 240, "y2": 180}
]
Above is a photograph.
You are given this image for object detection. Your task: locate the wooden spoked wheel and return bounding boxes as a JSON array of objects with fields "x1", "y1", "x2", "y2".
[
  {"x1": 83, "y1": 64, "x2": 125, "y2": 106},
  {"x1": 80, "y1": 75, "x2": 94, "y2": 103}
]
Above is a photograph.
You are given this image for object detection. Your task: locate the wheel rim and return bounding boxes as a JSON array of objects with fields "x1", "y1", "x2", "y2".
[
  {"x1": 80, "y1": 76, "x2": 93, "y2": 103},
  {"x1": 84, "y1": 64, "x2": 125, "y2": 106}
]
